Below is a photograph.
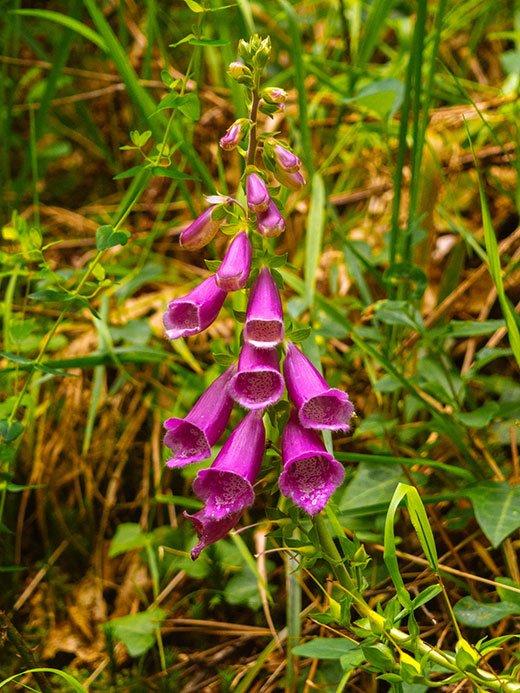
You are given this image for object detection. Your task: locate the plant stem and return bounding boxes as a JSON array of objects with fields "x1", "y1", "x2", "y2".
[
  {"x1": 246, "y1": 90, "x2": 260, "y2": 167},
  {"x1": 312, "y1": 513, "x2": 520, "y2": 692}
]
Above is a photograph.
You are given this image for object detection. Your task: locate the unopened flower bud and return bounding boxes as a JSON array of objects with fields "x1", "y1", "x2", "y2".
[
  {"x1": 257, "y1": 199, "x2": 285, "y2": 237},
  {"x1": 219, "y1": 122, "x2": 243, "y2": 151},
  {"x1": 275, "y1": 168, "x2": 306, "y2": 191},
  {"x1": 262, "y1": 87, "x2": 287, "y2": 104},
  {"x1": 246, "y1": 173, "x2": 270, "y2": 213},
  {"x1": 274, "y1": 144, "x2": 301, "y2": 172},
  {"x1": 228, "y1": 61, "x2": 252, "y2": 84},
  {"x1": 180, "y1": 206, "x2": 220, "y2": 250}
]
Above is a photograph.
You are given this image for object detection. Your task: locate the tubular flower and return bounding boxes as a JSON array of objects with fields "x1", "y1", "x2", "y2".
[
  {"x1": 180, "y1": 206, "x2": 220, "y2": 250},
  {"x1": 163, "y1": 366, "x2": 235, "y2": 468},
  {"x1": 279, "y1": 412, "x2": 345, "y2": 515},
  {"x1": 275, "y1": 168, "x2": 306, "y2": 191},
  {"x1": 244, "y1": 268, "x2": 284, "y2": 348},
  {"x1": 216, "y1": 232, "x2": 253, "y2": 291},
  {"x1": 257, "y1": 199, "x2": 285, "y2": 237},
  {"x1": 184, "y1": 410, "x2": 265, "y2": 558},
  {"x1": 284, "y1": 342, "x2": 354, "y2": 431},
  {"x1": 274, "y1": 144, "x2": 301, "y2": 172},
  {"x1": 219, "y1": 122, "x2": 242, "y2": 150},
  {"x1": 164, "y1": 276, "x2": 227, "y2": 340},
  {"x1": 229, "y1": 342, "x2": 284, "y2": 410},
  {"x1": 246, "y1": 173, "x2": 270, "y2": 213}
]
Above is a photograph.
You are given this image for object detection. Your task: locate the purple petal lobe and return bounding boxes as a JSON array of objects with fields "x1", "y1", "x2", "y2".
[
  {"x1": 257, "y1": 199, "x2": 285, "y2": 238},
  {"x1": 193, "y1": 469, "x2": 254, "y2": 519},
  {"x1": 230, "y1": 343, "x2": 284, "y2": 410},
  {"x1": 216, "y1": 232, "x2": 252, "y2": 291},
  {"x1": 180, "y1": 207, "x2": 220, "y2": 250},
  {"x1": 163, "y1": 366, "x2": 235, "y2": 467},
  {"x1": 279, "y1": 413, "x2": 345, "y2": 514},
  {"x1": 246, "y1": 173, "x2": 270, "y2": 213},
  {"x1": 284, "y1": 342, "x2": 354, "y2": 430},
  {"x1": 163, "y1": 276, "x2": 227, "y2": 340},
  {"x1": 184, "y1": 509, "x2": 241, "y2": 560},
  {"x1": 244, "y1": 268, "x2": 284, "y2": 348}
]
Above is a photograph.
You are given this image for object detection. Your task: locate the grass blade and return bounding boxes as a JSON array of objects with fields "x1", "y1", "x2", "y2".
[{"x1": 304, "y1": 173, "x2": 326, "y2": 309}]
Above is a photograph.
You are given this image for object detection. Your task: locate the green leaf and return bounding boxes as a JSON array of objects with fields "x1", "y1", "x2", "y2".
[
  {"x1": 455, "y1": 402, "x2": 499, "y2": 428},
  {"x1": 304, "y1": 173, "x2": 326, "y2": 308},
  {"x1": 183, "y1": 0, "x2": 204, "y2": 11},
  {"x1": 113, "y1": 164, "x2": 146, "y2": 180},
  {"x1": 454, "y1": 596, "x2": 520, "y2": 628},
  {"x1": 11, "y1": 9, "x2": 106, "y2": 51},
  {"x1": 109, "y1": 523, "x2": 149, "y2": 557},
  {"x1": 150, "y1": 166, "x2": 194, "y2": 180},
  {"x1": 292, "y1": 637, "x2": 359, "y2": 659},
  {"x1": 337, "y1": 462, "x2": 404, "y2": 512},
  {"x1": 223, "y1": 568, "x2": 262, "y2": 611},
  {"x1": 0, "y1": 420, "x2": 24, "y2": 443},
  {"x1": 345, "y1": 79, "x2": 404, "y2": 119},
  {"x1": 468, "y1": 482, "x2": 520, "y2": 547},
  {"x1": 0, "y1": 667, "x2": 86, "y2": 692},
  {"x1": 188, "y1": 37, "x2": 229, "y2": 46},
  {"x1": 496, "y1": 577, "x2": 520, "y2": 607},
  {"x1": 106, "y1": 608, "x2": 166, "y2": 657},
  {"x1": 156, "y1": 92, "x2": 200, "y2": 120},
  {"x1": 95, "y1": 225, "x2": 130, "y2": 250}
]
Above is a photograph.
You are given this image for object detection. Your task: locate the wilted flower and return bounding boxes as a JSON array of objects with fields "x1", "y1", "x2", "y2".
[
  {"x1": 164, "y1": 276, "x2": 227, "y2": 340},
  {"x1": 244, "y1": 268, "x2": 284, "y2": 348},
  {"x1": 279, "y1": 412, "x2": 345, "y2": 515},
  {"x1": 284, "y1": 342, "x2": 354, "y2": 430},
  {"x1": 246, "y1": 173, "x2": 270, "y2": 213},
  {"x1": 257, "y1": 199, "x2": 285, "y2": 237},
  {"x1": 163, "y1": 366, "x2": 235, "y2": 468},
  {"x1": 229, "y1": 342, "x2": 284, "y2": 410},
  {"x1": 216, "y1": 232, "x2": 252, "y2": 291},
  {"x1": 180, "y1": 206, "x2": 220, "y2": 250},
  {"x1": 274, "y1": 144, "x2": 301, "y2": 172},
  {"x1": 185, "y1": 410, "x2": 265, "y2": 558},
  {"x1": 219, "y1": 122, "x2": 243, "y2": 151}
]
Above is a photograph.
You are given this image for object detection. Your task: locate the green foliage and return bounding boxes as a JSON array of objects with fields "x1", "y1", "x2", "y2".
[{"x1": 105, "y1": 609, "x2": 167, "y2": 657}]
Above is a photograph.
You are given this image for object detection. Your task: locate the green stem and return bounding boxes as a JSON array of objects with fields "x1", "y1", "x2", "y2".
[
  {"x1": 285, "y1": 550, "x2": 302, "y2": 692},
  {"x1": 312, "y1": 513, "x2": 520, "y2": 692}
]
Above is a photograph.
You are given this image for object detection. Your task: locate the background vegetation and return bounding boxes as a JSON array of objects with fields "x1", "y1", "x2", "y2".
[{"x1": 1, "y1": 0, "x2": 519, "y2": 690}]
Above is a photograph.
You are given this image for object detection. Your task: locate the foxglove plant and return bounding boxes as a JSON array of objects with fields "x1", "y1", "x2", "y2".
[{"x1": 162, "y1": 35, "x2": 354, "y2": 557}]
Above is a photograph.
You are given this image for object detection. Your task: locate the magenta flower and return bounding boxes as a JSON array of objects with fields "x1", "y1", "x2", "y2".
[
  {"x1": 180, "y1": 206, "x2": 220, "y2": 250},
  {"x1": 275, "y1": 169, "x2": 306, "y2": 191},
  {"x1": 244, "y1": 268, "x2": 284, "y2": 348},
  {"x1": 185, "y1": 410, "x2": 265, "y2": 558},
  {"x1": 257, "y1": 199, "x2": 285, "y2": 237},
  {"x1": 284, "y1": 342, "x2": 354, "y2": 430},
  {"x1": 164, "y1": 276, "x2": 227, "y2": 340},
  {"x1": 216, "y1": 232, "x2": 253, "y2": 291},
  {"x1": 274, "y1": 144, "x2": 301, "y2": 172},
  {"x1": 246, "y1": 173, "x2": 270, "y2": 213},
  {"x1": 279, "y1": 412, "x2": 345, "y2": 515},
  {"x1": 163, "y1": 366, "x2": 235, "y2": 468},
  {"x1": 229, "y1": 342, "x2": 284, "y2": 410},
  {"x1": 219, "y1": 122, "x2": 242, "y2": 150}
]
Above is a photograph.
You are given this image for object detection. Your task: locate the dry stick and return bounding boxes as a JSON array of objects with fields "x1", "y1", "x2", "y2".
[
  {"x1": 0, "y1": 612, "x2": 53, "y2": 693},
  {"x1": 13, "y1": 541, "x2": 69, "y2": 612}
]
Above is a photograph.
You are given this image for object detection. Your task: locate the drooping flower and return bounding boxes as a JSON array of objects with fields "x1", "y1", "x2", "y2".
[
  {"x1": 274, "y1": 144, "x2": 301, "y2": 172},
  {"x1": 164, "y1": 276, "x2": 227, "y2": 340},
  {"x1": 279, "y1": 412, "x2": 345, "y2": 515},
  {"x1": 184, "y1": 410, "x2": 265, "y2": 558},
  {"x1": 284, "y1": 342, "x2": 354, "y2": 430},
  {"x1": 216, "y1": 232, "x2": 252, "y2": 291},
  {"x1": 229, "y1": 342, "x2": 284, "y2": 410},
  {"x1": 257, "y1": 199, "x2": 285, "y2": 237},
  {"x1": 246, "y1": 173, "x2": 270, "y2": 213},
  {"x1": 220, "y1": 122, "x2": 243, "y2": 151},
  {"x1": 163, "y1": 366, "x2": 235, "y2": 468},
  {"x1": 180, "y1": 206, "x2": 220, "y2": 250},
  {"x1": 244, "y1": 268, "x2": 284, "y2": 348},
  {"x1": 275, "y1": 168, "x2": 306, "y2": 191}
]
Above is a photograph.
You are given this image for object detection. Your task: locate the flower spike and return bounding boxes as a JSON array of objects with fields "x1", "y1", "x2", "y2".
[{"x1": 284, "y1": 342, "x2": 354, "y2": 430}]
